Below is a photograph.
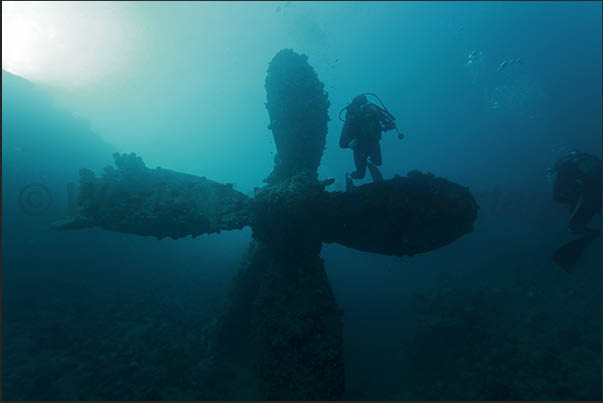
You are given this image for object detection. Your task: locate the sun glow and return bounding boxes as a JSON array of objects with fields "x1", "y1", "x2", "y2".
[{"x1": 2, "y1": 1, "x2": 138, "y2": 88}]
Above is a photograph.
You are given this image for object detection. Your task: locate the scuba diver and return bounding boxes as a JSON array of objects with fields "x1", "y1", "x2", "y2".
[
  {"x1": 339, "y1": 93, "x2": 404, "y2": 190},
  {"x1": 548, "y1": 150, "x2": 602, "y2": 272}
]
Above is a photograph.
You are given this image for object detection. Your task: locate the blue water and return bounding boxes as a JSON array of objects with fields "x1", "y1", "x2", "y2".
[{"x1": 2, "y1": 2, "x2": 601, "y2": 400}]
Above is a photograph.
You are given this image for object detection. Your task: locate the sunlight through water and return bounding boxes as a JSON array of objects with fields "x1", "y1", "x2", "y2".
[{"x1": 2, "y1": 1, "x2": 139, "y2": 88}]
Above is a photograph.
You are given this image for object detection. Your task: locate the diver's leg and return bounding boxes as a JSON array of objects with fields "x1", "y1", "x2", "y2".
[
  {"x1": 367, "y1": 162, "x2": 384, "y2": 182},
  {"x1": 569, "y1": 199, "x2": 600, "y2": 235},
  {"x1": 366, "y1": 141, "x2": 383, "y2": 182},
  {"x1": 568, "y1": 197, "x2": 591, "y2": 234},
  {"x1": 350, "y1": 149, "x2": 367, "y2": 180},
  {"x1": 556, "y1": 201, "x2": 601, "y2": 272},
  {"x1": 345, "y1": 173, "x2": 355, "y2": 192},
  {"x1": 368, "y1": 142, "x2": 382, "y2": 166}
]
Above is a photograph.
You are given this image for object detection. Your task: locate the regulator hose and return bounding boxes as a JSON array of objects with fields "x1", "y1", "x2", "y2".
[{"x1": 339, "y1": 93, "x2": 394, "y2": 122}]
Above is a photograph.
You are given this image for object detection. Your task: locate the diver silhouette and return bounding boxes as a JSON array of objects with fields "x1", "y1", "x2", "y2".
[
  {"x1": 338, "y1": 93, "x2": 404, "y2": 190},
  {"x1": 549, "y1": 151, "x2": 602, "y2": 272}
]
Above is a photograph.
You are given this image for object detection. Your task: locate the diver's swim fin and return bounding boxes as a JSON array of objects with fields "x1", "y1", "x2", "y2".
[
  {"x1": 367, "y1": 162, "x2": 384, "y2": 182},
  {"x1": 553, "y1": 230, "x2": 601, "y2": 273}
]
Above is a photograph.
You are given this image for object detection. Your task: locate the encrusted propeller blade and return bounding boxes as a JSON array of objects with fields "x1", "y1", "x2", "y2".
[
  {"x1": 52, "y1": 153, "x2": 251, "y2": 239},
  {"x1": 264, "y1": 49, "x2": 330, "y2": 184},
  {"x1": 319, "y1": 171, "x2": 479, "y2": 256},
  {"x1": 249, "y1": 170, "x2": 478, "y2": 257}
]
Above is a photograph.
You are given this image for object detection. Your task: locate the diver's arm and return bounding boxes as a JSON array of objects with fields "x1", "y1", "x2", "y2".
[
  {"x1": 374, "y1": 105, "x2": 405, "y2": 138},
  {"x1": 373, "y1": 105, "x2": 396, "y2": 131},
  {"x1": 382, "y1": 119, "x2": 397, "y2": 131}
]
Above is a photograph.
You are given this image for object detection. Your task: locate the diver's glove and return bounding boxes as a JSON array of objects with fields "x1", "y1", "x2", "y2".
[{"x1": 348, "y1": 139, "x2": 360, "y2": 149}]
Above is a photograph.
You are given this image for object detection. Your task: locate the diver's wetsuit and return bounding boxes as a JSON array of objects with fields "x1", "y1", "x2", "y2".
[
  {"x1": 339, "y1": 100, "x2": 396, "y2": 181},
  {"x1": 552, "y1": 151, "x2": 602, "y2": 233}
]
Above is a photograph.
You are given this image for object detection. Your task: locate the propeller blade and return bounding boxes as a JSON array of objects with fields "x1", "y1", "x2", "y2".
[
  {"x1": 264, "y1": 49, "x2": 330, "y2": 184},
  {"x1": 52, "y1": 153, "x2": 251, "y2": 239},
  {"x1": 320, "y1": 171, "x2": 479, "y2": 256}
]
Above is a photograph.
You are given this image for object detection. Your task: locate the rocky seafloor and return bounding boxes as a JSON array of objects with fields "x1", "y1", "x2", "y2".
[{"x1": 3, "y1": 238, "x2": 601, "y2": 401}]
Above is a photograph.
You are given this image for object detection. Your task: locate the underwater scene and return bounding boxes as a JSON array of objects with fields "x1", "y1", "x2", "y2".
[{"x1": 2, "y1": 1, "x2": 602, "y2": 400}]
